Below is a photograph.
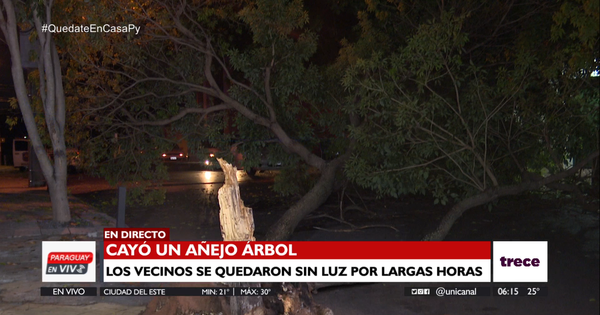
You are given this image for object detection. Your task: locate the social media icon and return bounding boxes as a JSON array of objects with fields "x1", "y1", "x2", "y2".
[{"x1": 411, "y1": 289, "x2": 418, "y2": 295}]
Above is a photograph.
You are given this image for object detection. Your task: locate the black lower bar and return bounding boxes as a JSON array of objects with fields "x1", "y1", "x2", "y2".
[
  {"x1": 41, "y1": 287, "x2": 97, "y2": 296},
  {"x1": 493, "y1": 286, "x2": 548, "y2": 296},
  {"x1": 99, "y1": 287, "x2": 278, "y2": 296},
  {"x1": 405, "y1": 286, "x2": 492, "y2": 296}
]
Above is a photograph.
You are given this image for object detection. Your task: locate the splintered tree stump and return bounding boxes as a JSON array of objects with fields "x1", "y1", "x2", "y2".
[
  {"x1": 217, "y1": 159, "x2": 263, "y2": 315},
  {"x1": 143, "y1": 159, "x2": 332, "y2": 315},
  {"x1": 217, "y1": 158, "x2": 256, "y2": 242},
  {"x1": 143, "y1": 159, "x2": 260, "y2": 315}
]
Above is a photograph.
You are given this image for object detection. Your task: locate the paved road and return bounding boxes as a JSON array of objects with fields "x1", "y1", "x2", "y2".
[
  {"x1": 163, "y1": 167, "x2": 255, "y2": 194},
  {"x1": 61, "y1": 163, "x2": 279, "y2": 241},
  {"x1": 0, "y1": 161, "x2": 270, "y2": 194}
]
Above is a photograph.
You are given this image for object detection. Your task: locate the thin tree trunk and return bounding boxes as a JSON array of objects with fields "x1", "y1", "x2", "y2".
[
  {"x1": 47, "y1": 163, "x2": 70, "y2": 222},
  {"x1": 0, "y1": 0, "x2": 71, "y2": 223},
  {"x1": 423, "y1": 151, "x2": 599, "y2": 241}
]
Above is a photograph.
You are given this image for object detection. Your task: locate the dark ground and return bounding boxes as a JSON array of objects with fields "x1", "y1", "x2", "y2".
[
  {"x1": 69, "y1": 164, "x2": 599, "y2": 315},
  {"x1": 2, "y1": 164, "x2": 598, "y2": 314}
]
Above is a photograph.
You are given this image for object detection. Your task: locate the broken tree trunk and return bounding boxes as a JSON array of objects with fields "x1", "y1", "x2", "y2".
[
  {"x1": 142, "y1": 159, "x2": 261, "y2": 315},
  {"x1": 216, "y1": 158, "x2": 263, "y2": 315},
  {"x1": 217, "y1": 159, "x2": 334, "y2": 315},
  {"x1": 217, "y1": 158, "x2": 256, "y2": 242},
  {"x1": 422, "y1": 151, "x2": 599, "y2": 241},
  {"x1": 144, "y1": 159, "x2": 333, "y2": 315}
]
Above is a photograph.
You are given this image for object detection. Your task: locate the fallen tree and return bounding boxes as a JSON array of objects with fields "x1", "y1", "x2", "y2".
[
  {"x1": 343, "y1": 1, "x2": 599, "y2": 240},
  {"x1": 143, "y1": 159, "x2": 333, "y2": 315},
  {"x1": 64, "y1": 0, "x2": 352, "y2": 241},
  {"x1": 423, "y1": 151, "x2": 599, "y2": 241}
]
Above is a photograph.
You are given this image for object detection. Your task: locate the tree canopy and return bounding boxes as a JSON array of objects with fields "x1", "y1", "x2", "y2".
[
  {"x1": 342, "y1": 0, "x2": 598, "y2": 239},
  {"x1": 39, "y1": 0, "x2": 600, "y2": 240},
  {"x1": 57, "y1": 0, "x2": 354, "y2": 240}
]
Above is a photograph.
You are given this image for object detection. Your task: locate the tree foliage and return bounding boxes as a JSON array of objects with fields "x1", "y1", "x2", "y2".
[
  {"x1": 58, "y1": 0, "x2": 352, "y2": 239},
  {"x1": 342, "y1": 0, "x2": 598, "y2": 238},
  {"x1": 47, "y1": 0, "x2": 599, "y2": 240}
]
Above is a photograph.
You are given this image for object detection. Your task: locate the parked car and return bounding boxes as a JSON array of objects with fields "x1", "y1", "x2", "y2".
[{"x1": 161, "y1": 145, "x2": 188, "y2": 161}]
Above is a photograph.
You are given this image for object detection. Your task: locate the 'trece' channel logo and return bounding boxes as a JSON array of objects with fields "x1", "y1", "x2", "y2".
[
  {"x1": 492, "y1": 241, "x2": 547, "y2": 282},
  {"x1": 42, "y1": 242, "x2": 96, "y2": 282}
]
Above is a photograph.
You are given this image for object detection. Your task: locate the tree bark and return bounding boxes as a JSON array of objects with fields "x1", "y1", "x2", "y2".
[
  {"x1": 265, "y1": 158, "x2": 344, "y2": 241},
  {"x1": 0, "y1": 0, "x2": 71, "y2": 222},
  {"x1": 217, "y1": 158, "x2": 256, "y2": 242},
  {"x1": 47, "y1": 169, "x2": 70, "y2": 222},
  {"x1": 423, "y1": 151, "x2": 599, "y2": 241},
  {"x1": 216, "y1": 159, "x2": 262, "y2": 315}
]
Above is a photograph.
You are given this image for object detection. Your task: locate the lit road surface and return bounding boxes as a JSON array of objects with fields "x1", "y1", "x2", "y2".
[
  {"x1": 164, "y1": 167, "x2": 271, "y2": 194},
  {"x1": 0, "y1": 164, "x2": 264, "y2": 195},
  {"x1": 167, "y1": 169, "x2": 252, "y2": 185},
  {"x1": 131, "y1": 167, "x2": 274, "y2": 239}
]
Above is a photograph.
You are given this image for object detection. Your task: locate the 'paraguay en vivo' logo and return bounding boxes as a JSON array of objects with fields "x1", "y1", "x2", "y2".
[
  {"x1": 42, "y1": 242, "x2": 96, "y2": 282},
  {"x1": 46, "y1": 252, "x2": 94, "y2": 274}
]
